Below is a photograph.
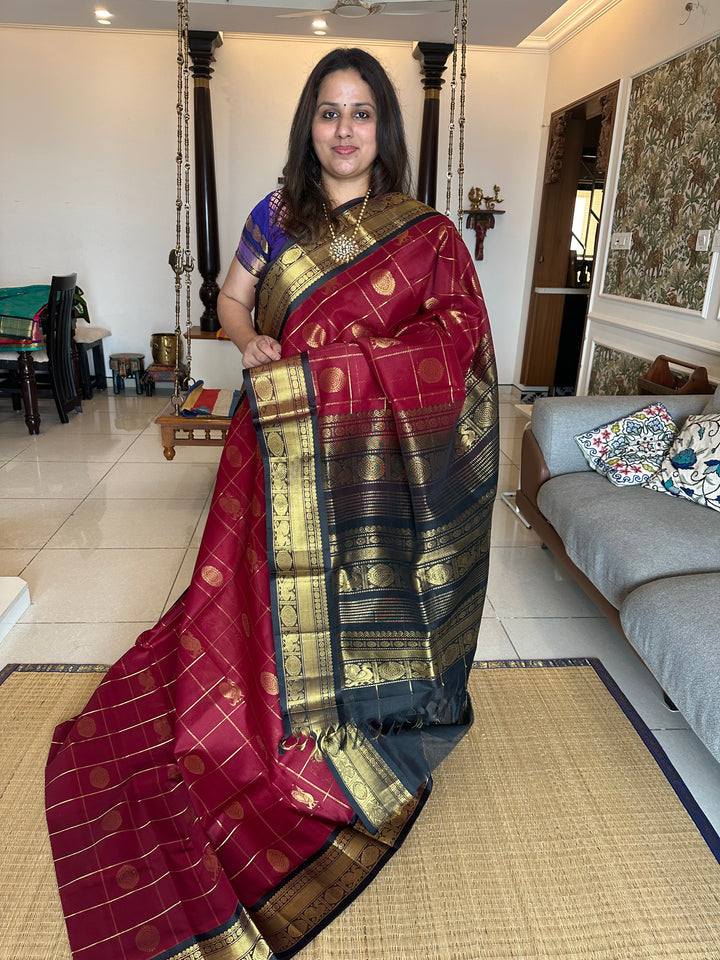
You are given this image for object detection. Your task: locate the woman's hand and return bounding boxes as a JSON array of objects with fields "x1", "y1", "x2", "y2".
[{"x1": 241, "y1": 334, "x2": 282, "y2": 368}]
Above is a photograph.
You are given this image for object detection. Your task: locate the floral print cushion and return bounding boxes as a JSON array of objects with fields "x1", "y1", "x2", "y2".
[
  {"x1": 575, "y1": 403, "x2": 678, "y2": 487},
  {"x1": 643, "y1": 414, "x2": 720, "y2": 512}
]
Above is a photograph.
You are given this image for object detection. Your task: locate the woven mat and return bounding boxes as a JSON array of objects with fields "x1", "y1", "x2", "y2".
[{"x1": 1, "y1": 659, "x2": 719, "y2": 960}]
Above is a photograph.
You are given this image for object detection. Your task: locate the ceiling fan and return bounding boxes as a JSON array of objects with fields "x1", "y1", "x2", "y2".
[{"x1": 277, "y1": 1, "x2": 454, "y2": 19}]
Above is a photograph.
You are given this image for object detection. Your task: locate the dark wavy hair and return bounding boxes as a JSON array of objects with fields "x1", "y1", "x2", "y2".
[{"x1": 281, "y1": 48, "x2": 411, "y2": 240}]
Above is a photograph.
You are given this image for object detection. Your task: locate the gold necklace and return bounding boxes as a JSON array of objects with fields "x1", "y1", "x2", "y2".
[{"x1": 323, "y1": 189, "x2": 372, "y2": 264}]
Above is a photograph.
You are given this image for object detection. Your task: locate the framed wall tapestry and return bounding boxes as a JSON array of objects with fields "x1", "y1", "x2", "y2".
[{"x1": 603, "y1": 34, "x2": 720, "y2": 311}]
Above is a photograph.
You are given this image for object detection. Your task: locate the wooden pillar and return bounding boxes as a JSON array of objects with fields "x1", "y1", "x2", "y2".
[
  {"x1": 188, "y1": 30, "x2": 222, "y2": 333},
  {"x1": 413, "y1": 42, "x2": 453, "y2": 209}
]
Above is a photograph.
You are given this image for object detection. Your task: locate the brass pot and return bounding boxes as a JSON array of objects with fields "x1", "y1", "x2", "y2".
[{"x1": 150, "y1": 333, "x2": 184, "y2": 366}]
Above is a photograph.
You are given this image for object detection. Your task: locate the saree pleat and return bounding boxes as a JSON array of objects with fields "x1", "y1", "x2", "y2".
[{"x1": 45, "y1": 193, "x2": 498, "y2": 960}]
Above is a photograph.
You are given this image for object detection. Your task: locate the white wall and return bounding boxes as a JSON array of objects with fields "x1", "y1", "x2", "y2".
[
  {"x1": 0, "y1": 28, "x2": 179, "y2": 346},
  {"x1": 0, "y1": 26, "x2": 548, "y2": 387},
  {"x1": 537, "y1": 0, "x2": 720, "y2": 391},
  {"x1": 447, "y1": 46, "x2": 548, "y2": 386}
]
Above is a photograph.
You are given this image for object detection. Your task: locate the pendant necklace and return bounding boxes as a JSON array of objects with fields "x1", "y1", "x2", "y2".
[{"x1": 323, "y1": 189, "x2": 372, "y2": 264}]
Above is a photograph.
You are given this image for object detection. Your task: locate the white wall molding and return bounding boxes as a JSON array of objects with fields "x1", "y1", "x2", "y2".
[
  {"x1": 587, "y1": 310, "x2": 720, "y2": 357},
  {"x1": 522, "y1": 0, "x2": 623, "y2": 53}
]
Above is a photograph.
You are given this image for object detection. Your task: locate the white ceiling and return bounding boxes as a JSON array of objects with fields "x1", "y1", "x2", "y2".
[{"x1": 0, "y1": 0, "x2": 588, "y2": 48}]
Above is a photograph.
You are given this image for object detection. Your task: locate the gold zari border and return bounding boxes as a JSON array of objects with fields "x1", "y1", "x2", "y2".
[
  {"x1": 165, "y1": 910, "x2": 273, "y2": 960},
  {"x1": 320, "y1": 721, "x2": 414, "y2": 832},
  {"x1": 249, "y1": 357, "x2": 338, "y2": 736},
  {"x1": 251, "y1": 791, "x2": 421, "y2": 954}
]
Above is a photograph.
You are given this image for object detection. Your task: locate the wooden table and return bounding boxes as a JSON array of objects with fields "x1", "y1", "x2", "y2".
[
  {"x1": 0, "y1": 286, "x2": 50, "y2": 435},
  {"x1": 3, "y1": 348, "x2": 43, "y2": 434}
]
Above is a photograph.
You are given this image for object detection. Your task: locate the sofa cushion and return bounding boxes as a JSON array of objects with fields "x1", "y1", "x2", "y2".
[
  {"x1": 536, "y1": 472, "x2": 720, "y2": 608},
  {"x1": 620, "y1": 574, "x2": 720, "y2": 764},
  {"x1": 531, "y1": 394, "x2": 708, "y2": 479},
  {"x1": 574, "y1": 402, "x2": 677, "y2": 487},
  {"x1": 644, "y1": 414, "x2": 720, "y2": 513}
]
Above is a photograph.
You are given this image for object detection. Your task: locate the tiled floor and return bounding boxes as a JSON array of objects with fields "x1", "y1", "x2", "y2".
[{"x1": 1, "y1": 384, "x2": 720, "y2": 833}]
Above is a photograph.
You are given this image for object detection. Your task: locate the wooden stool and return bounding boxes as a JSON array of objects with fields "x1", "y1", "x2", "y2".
[
  {"x1": 144, "y1": 362, "x2": 187, "y2": 397},
  {"x1": 109, "y1": 353, "x2": 146, "y2": 395}
]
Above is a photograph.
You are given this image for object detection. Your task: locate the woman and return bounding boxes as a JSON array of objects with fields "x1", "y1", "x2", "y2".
[{"x1": 46, "y1": 48, "x2": 498, "y2": 960}]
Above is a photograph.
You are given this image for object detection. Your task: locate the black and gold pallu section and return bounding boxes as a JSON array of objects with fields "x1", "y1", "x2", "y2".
[
  {"x1": 322, "y1": 331, "x2": 498, "y2": 730},
  {"x1": 245, "y1": 356, "x2": 418, "y2": 834}
]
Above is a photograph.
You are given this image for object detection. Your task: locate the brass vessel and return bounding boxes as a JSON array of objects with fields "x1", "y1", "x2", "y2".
[{"x1": 150, "y1": 332, "x2": 184, "y2": 366}]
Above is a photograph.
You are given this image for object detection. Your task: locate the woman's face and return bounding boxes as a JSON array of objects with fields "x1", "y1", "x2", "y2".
[{"x1": 311, "y1": 68, "x2": 378, "y2": 205}]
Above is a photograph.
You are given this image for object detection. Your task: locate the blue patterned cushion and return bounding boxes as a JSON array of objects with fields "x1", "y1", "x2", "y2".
[
  {"x1": 574, "y1": 403, "x2": 678, "y2": 487},
  {"x1": 643, "y1": 414, "x2": 720, "y2": 512}
]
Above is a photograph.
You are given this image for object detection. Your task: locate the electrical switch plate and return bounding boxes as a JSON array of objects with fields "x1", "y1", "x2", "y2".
[
  {"x1": 696, "y1": 229, "x2": 712, "y2": 252},
  {"x1": 611, "y1": 232, "x2": 632, "y2": 250},
  {"x1": 712, "y1": 230, "x2": 720, "y2": 253}
]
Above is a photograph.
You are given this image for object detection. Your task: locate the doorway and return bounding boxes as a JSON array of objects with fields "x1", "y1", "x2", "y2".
[{"x1": 520, "y1": 81, "x2": 620, "y2": 394}]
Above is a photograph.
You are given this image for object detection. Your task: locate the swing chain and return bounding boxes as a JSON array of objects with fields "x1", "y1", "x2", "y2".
[
  {"x1": 172, "y1": 0, "x2": 193, "y2": 407},
  {"x1": 445, "y1": 0, "x2": 468, "y2": 230}
]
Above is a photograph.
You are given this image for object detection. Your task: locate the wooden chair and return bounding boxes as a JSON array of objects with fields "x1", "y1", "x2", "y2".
[
  {"x1": 70, "y1": 285, "x2": 110, "y2": 399},
  {"x1": 74, "y1": 324, "x2": 111, "y2": 399},
  {"x1": 0, "y1": 274, "x2": 82, "y2": 426}
]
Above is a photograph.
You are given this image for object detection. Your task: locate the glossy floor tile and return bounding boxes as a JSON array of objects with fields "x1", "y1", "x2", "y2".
[
  {"x1": 0, "y1": 384, "x2": 718, "y2": 836},
  {"x1": 487, "y1": 544, "x2": 602, "y2": 618},
  {"x1": 13, "y1": 432, "x2": 137, "y2": 462},
  {"x1": 0, "y1": 620, "x2": 152, "y2": 665},
  {"x1": 87, "y1": 460, "x2": 218, "y2": 500},
  {"x1": 0, "y1": 498, "x2": 82, "y2": 548},
  {"x1": 46, "y1": 498, "x2": 208, "y2": 549},
  {"x1": 18, "y1": 546, "x2": 188, "y2": 623},
  {"x1": 0, "y1": 459, "x2": 110, "y2": 499}
]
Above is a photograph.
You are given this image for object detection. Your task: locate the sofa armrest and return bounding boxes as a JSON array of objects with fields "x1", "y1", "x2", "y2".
[
  {"x1": 530, "y1": 393, "x2": 709, "y2": 478},
  {"x1": 519, "y1": 428, "x2": 550, "y2": 509}
]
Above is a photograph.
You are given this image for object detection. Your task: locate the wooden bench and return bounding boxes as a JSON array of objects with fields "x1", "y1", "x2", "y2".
[{"x1": 155, "y1": 402, "x2": 231, "y2": 460}]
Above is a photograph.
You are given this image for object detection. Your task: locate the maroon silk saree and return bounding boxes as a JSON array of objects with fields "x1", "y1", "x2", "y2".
[{"x1": 45, "y1": 193, "x2": 498, "y2": 960}]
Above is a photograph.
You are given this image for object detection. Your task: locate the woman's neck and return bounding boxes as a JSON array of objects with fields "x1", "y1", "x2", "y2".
[{"x1": 323, "y1": 178, "x2": 370, "y2": 210}]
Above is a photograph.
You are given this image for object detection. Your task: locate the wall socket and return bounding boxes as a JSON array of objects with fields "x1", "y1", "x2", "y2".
[
  {"x1": 696, "y1": 229, "x2": 712, "y2": 251},
  {"x1": 610, "y1": 232, "x2": 632, "y2": 250}
]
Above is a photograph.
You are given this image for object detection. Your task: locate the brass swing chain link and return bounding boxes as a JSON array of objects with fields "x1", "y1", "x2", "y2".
[
  {"x1": 445, "y1": 0, "x2": 459, "y2": 220},
  {"x1": 457, "y1": 0, "x2": 468, "y2": 230},
  {"x1": 172, "y1": 0, "x2": 193, "y2": 406},
  {"x1": 445, "y1": 0, "x2": 468, "y2": 231}
]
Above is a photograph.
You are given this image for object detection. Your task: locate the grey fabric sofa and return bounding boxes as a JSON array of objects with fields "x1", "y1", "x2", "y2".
[{"x1": 516, "y1": 388, "x2": 720, "y2": 764}]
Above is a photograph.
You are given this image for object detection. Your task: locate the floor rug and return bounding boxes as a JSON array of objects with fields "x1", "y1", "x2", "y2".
[{"x1": 1, "y1": 659, "x2": 719, "y2": 960}]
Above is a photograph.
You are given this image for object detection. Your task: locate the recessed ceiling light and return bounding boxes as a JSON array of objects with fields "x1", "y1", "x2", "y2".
[
  {"x1": 97, "y1": 18, "x2": 112, "y2": 25},
  {"x1": 313, "y1": 30, "x2": 327, "y2": 35},
  {"x1": 312, "y1": 18, "x2": 327, "y2": 29},
  {"x1": 95, "y1": 7, "x2": 111, "y2": 16}
]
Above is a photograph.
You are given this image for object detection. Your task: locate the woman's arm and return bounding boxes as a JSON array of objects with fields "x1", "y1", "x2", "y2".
[{"x1": 217, "y1": 257, "x2": 282, "y2": 368}]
